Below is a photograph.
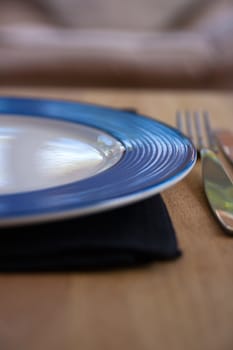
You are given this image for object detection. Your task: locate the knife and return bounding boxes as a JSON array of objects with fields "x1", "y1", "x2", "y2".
[{"x1": 215, "y1": 129, "x2": 233, "y2": 165}]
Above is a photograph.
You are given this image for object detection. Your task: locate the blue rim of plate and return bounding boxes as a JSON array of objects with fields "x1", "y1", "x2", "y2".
[{"x1": 0, "y1": 96, "x2": 197, "y2": 226}]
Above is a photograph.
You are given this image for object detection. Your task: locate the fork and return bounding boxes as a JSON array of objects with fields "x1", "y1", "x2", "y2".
[{"x1": 176, "y1": 111, "x2": 233, "y2": 235}]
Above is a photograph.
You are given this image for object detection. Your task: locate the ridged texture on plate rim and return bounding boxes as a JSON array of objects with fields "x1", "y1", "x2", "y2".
[{"x1": 0, "y1": 96, "x2": 196, "y2": 225}]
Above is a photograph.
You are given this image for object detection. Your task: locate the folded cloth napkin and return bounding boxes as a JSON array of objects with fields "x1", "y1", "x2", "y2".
[{"x1": 0, "y1": 194, "x2": 181, "y2": 272}]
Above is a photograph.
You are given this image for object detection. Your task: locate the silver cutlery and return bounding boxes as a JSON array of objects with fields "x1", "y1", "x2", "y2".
[
  {"x1": 176, "y1": 111, "x2": 233, "y2": 235},
  {"x1": 215, "y1": 129, "x2": 233, "y2": 166}
]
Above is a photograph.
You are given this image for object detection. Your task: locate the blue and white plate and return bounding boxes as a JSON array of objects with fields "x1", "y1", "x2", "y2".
[{"x1": 0, "y1": 97, "x2": 196, "y2": 226}]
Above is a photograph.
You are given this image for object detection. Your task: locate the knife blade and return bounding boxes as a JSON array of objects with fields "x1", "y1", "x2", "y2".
[{"x1": 215, "y1": 129, "x2": 233, "y2": 165}]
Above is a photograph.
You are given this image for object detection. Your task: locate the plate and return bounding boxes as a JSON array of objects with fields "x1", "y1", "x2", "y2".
[{"x1": 0, "y1": 96, "x2": 196, "y2": 226}]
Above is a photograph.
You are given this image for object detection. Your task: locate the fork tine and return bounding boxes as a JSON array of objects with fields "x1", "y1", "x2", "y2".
[
  {"x1": 194, "y1": 111, "x2": 204, "y2": 150},
  {"x1": 176, "y1": 110, "x2": 195, "y2": 142},
  {"x1": 203, "y1": 111, "x2": 218, "y2": 153},
  {"x1": 177, "y1": 110, "x2": 218, "y2": 153},
  {"x1": 185, "y1": 111, "x2": 194, "y2": 144},
  {"x1": 176, "y1": 111, "x2": 183, "y2": 132}
]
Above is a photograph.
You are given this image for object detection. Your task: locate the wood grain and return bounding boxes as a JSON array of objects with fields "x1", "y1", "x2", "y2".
[{"x1": 0, "y1": 88, "x2": 233, "y2": 350}]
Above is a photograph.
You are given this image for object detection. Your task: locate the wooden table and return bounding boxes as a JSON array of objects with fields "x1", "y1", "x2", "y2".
[{"x1": 0, "y1": 88, "x2": 233, "y2": 350}]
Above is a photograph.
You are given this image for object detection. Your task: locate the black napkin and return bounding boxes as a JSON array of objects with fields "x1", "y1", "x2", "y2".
[{"x1": 0, "y1": 194, "x2": 181, "y2": 272}]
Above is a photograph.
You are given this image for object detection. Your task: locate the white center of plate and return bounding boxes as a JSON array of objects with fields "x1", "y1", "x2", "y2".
[{"x1": 0, "y1": 115, "x2": 125, "y2": 194}]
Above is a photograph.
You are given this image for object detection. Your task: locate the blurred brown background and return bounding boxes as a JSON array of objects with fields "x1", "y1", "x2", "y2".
[{"x1": 1, "y1": 0, "x2": 233, "y2": 88}]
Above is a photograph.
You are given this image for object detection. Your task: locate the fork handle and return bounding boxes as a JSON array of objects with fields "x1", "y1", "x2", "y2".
[{"x1": 201, "y1": 148, "x2": 233, "y2": 234}]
